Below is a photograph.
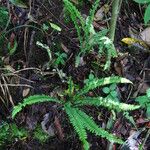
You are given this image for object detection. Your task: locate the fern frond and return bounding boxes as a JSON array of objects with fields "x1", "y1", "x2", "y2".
[
  {"x1": 76, "y1": 76, "x2": 132, "y2": 96},
  {"x1": 101, "y1": 36, "x2": 117, "y2": 70},
  {"x1": 64, "y1": 103, "x2": 89, "y2": 150},
  {"x1": 85, "y1": 0, "x2": 100, "y2": 39},
  {"x1": 12, "y1": 95, "x2": 61, "y2": 119},
  {"x1": 76, "y1": 108, "x2": 123, "y2": 144},
  {"x1": 88, "y1": 34, "x2": 118, "y2": 70},
  {"x1": 63, "y1": 0, "x2": 85, "y2": 45},
  {"x1": 74, "y1": 97, "x2": 140, "y2": 111}
]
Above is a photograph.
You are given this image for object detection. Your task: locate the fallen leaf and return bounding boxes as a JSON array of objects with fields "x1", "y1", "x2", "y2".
[
  {"x1": 94, "y1": 4, "x2": 109, "y2": 21},
  {"x1": 140, "y1": 27, "x2": 150, "y2": 45}
]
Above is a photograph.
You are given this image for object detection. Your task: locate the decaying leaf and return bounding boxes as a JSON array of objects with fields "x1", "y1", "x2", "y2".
[
  {"x1": 140, "y1": 27, "x2": 150, "y2": 45},
  {"x1": 41, "y1": 113, "x2": 55, "y2": 137},
  {"x1": 94, "y1": 4, "x2": 109, "y2": 21}
]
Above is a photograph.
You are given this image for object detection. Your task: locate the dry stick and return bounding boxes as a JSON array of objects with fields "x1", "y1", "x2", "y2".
[{"x1": 109, "y1": 0, "x2": 122, "y2": 42}]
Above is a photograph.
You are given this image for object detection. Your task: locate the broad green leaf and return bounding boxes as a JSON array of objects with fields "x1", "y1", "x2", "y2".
[
  {"x1": 49, "y1": 22, "x2": 62, "y2": 32},
  {"x1": 133, "y1": 0, "x2": 150, "y2": 4},
  {"x1": 144, "y1": 4, "x2": 150, "y2": 24},
  {"x1": 9, "y1": 0, "x2": 28, "y2": 8}
]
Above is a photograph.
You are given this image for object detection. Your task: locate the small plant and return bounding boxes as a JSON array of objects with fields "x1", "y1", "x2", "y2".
[
  {"x1": 102, "y1": 83, "x2": 119, "y2": 102},
  {"x1": 36, "y1": 41, "x2": 67, "y2": 68},
  {"x1": 63, "y1": 0, "x2": 117, "y2": 69},
  {"x1": 12, "y1": 75, "x2": 140, "y2": 150},
  {"x1": 136, "y1": 88, "x2": 150, "y2": 118},
  {"x1": 133, "y1": 0, "x2": 150, "y2": 24},
  {"x1": 34, "y1": 125, "x2": 50, "y2": 143},
  {"x1": 0, "y1": 122, "x2": 28, "y2": 147}
]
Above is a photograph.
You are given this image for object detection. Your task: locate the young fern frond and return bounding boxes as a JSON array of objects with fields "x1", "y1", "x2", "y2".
[
  {"x1": 76, "y1": 107, "x2": 123, "y2": 144},
  {"x1": 12, "y1": 95, "x2": 61, "y2": 119},
  {"x1": 64, "y1": 103, "x2": 89, "y2": 150},
  {"x1": 76, "y1": 76, "x2": 132, "y2": 97},
  {"x1": 74, "y1": 97, "x2": 140, "y2": 111}
]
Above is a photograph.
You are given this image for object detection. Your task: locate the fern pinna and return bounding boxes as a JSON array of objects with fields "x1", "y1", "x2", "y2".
[
  {"x1": 12, "y1": 76, "x2": 140, "y2": 150},
  {"x1": 63, "y1": 0, "x2": 117, "y2": 69}
]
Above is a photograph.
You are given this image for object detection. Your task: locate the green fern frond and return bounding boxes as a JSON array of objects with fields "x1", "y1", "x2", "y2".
[
  {"x1": 88, "y1": 34, "x2": 118, "y2": 70},
  {"x1": 84, "y1": 0, "x2": 100, "y2": 42},
  {"x1": 75, "y1": 97, "x2": 140, "y2": 111},
  {"x1": 76, "y1": 108, "x2": 123, "y2": 144},
  {"x1": 76, "y1": 76, "x2": 132, "y2": 97},
  {"x1": 12, "y1": 95, "x2": 61, "y2": 119},
  {"x1": 63, "y1": 0, "x2": 85, "y2": 45},
  {"x1": 64, "y1": 103, "x2": 89, "y2": 150}
]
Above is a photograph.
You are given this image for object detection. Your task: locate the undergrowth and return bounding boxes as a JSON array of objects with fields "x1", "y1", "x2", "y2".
[
  {"x1": 12, "y1": 76, "x2": 140, "y2": 150},
  {"x1": 63, "y1": 0, "x2": 117, "y2": 69}
]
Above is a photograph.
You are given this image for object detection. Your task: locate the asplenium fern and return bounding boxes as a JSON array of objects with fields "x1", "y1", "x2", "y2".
[
  {"x1": 63, "y1": 0, "x2": 117, "y2": 69},
  {"x1": 12, "y1": 76, "x2": 140, "y2": 150}
]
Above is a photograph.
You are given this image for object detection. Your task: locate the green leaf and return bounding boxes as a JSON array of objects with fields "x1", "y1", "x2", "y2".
[
  {"x1": 77, "y1": 76, "x2": 132, "y2": 97},
  {"x1": 133, "y1": 0, "x2": 150, "y2": 4},
  {"x1": 64, "y1": 103, "x2": 89, "y2": 150},
  {"x1": 144, "y1": 4, "x2": 150, "y2": 24},
  {"x1": 49, "y1": 22, "x2": 62, "y2": 32},
  {"x1": 9, "y1": 0, "x2": 28, "y2": 8},
  {"x1": 7, "y1": 40, "x2": 18, "y2": 55},
  {"x1": 75, "y1": 97, "x2": 140, "y2": 111},
  {"x1": 136, "y1": 96, "x2": 148, "y2": 106},
  {"x1": 146, "y1": 88, "x2": 150, "y2": 98},
  {"x1": 109, "y1": 84, "x2": 117, "y2": 91},
  {"x1": 102, "y1": 87, "x2": 110, "y2": 94},
  {"x1": 146, "y1": 106, "x2": 150, "y2": 118},
  {"x1": 12, "y1": 95, "x2": 61, "y2": 119},
  {"x1": 76, "y1": 108, "x2": 123, "y2": 144},
  {"x1": 110, "y1": 91, "x2": 118, "y2": 97},
  {"x1": 12, "y1": 103, "x2": 23, "y2": 119}
]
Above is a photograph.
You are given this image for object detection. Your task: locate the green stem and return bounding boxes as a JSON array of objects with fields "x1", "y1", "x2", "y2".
[{"x1": 109, "y1": 0, "x2": 122, "y2": 42}]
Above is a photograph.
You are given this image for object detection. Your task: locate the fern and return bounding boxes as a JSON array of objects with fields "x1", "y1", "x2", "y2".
[
  {"x1": 75, "y1": 107, "x2": 123, "y2": 144},
  {"x1": 12, "y1": 76, "x2": 139, "y2": 150},
  {"x1": 63, "y1": 0, "x2": 117, "y2": 69},
  {"x1": 12, "y1": 95, "x2": 61, "y2": 119},
  {"x1": 76, "y1": 76, "x2": 132, "y2": 97},
  {"x1": 75, "y1": 97, "x2": 140, "y2": 111},
  {"x1": 64, "y1": 103, "x2": 89, "y2": 150},
  {"x1": 63, "y1": 0, "x2": 85, "y2": 46}
]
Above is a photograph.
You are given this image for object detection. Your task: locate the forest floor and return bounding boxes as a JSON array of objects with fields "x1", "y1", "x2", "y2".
[{"x1": 0, "y1": 0, "x2": 150, "y2": 149}]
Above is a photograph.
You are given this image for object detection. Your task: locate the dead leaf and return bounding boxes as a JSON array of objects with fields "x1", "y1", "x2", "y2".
[
  {"x1": 94, "y1": 4, "x2": 109, "y2": 21},
  {"x1": 41, "y1": 113, "x2": 55, "y2": 137},
  {"x1": 54, "y1": 116, "x2": 64, "y2": 140},
  {"x1": 140, "y1": 27, "x2": 150, "y2": 45},
  {"x1": 23, "y1": 87, "x2": 30, "y2": 97},
  {"x1": 61, "y1": 42, "x2": 69, "y2": 53},
  {"x1": 70, "y1": 0, "x2": 78, "y2": 4}
]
